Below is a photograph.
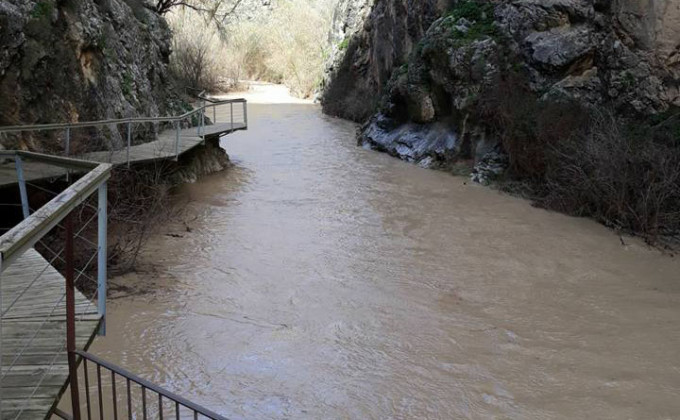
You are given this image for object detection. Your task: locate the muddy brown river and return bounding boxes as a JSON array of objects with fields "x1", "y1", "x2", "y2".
[{"x1": 90, "y1": 86, "x2": 680, "y2": 419}]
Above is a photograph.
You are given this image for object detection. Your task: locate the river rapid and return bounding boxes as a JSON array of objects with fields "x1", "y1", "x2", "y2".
[{"x1": 91, "y1": 85, "x2": 680, "y2": 419}]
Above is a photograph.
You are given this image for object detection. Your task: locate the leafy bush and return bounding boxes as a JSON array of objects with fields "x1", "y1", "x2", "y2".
[
  {"x1": 476, "y1": 71, "x2": 680, "y2": 242},
  {"x1": 31, "y1": 0, "x2": 53, "y2": 19},
  {"x1": 122, "y1": 71, "x2": 133, "y2": 96},
  {"x1": 445, "y1": 0, "x2": 497, "y2": 43}
]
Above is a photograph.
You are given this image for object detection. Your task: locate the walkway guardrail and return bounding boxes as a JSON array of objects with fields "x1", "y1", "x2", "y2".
[
  {"x1": 0, "y1": 151, "x2": 230, "y2": 419},
  {"x1": 0, "y1": 151, "x2": 111, "y2": 420},
  {"x1": 0, "y1": 93, "x2": 242, "y2": 419},
  {"x1": 0, "y1": 98, "x2": 247, "y2": 167},
  {"x1": 60, "y1": 350, "x2": 228, "y2": 420}
]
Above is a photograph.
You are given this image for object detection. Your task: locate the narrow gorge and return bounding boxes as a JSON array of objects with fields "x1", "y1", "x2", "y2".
[
  {"x1": 1, "y1": 1, "x2": 679, "y2": 419},
  {"x1": 323, "y1": 0, "x2": 680, "y2": 242}
]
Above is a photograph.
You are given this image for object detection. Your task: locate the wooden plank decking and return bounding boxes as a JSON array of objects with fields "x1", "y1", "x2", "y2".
[
  {"x1": 0, "y1": 122, "x2": 246, "y2": 188},
  {"x1": 1, "y1": 249, "x2": 101, "y2": 420}
]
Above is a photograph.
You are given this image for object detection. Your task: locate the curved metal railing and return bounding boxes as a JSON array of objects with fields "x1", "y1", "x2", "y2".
[
  {"x1": 0, "y1": 98, "x2": 246, "y2": 134},
  {"x1": 68, "y1": 350, "x2": 229, "y2": 420},
  {"x1": 0, "y1": 96, "x2": 247, "y2": 167}
]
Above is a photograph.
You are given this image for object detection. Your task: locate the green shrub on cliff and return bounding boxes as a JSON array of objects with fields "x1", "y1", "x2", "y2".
[
  {"x1": 30, "y1": 1, "x2": 53, "y2": 20},
  {"x1": 444, "y1": 0, "x2": 497, "y2": 44}
]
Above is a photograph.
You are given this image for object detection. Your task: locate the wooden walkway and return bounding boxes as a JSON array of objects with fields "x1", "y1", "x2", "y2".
[
  {"x1": 1, "y1": 249, "x2": 101, "y2": 420},
  {"x1": 0, "y1": 122, "x2": 246, "y2": 188},
  {"x1": 0, "y1": 105, "x2": 245, "y2": 418}
]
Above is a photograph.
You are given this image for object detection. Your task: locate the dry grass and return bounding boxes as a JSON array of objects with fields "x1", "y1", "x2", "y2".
[
  {"x1": 168, "y1": 10, "x2": 229, "y2": 92},
  {"x1": 541, "y1": 111, "x2": 680, "y2": 241},
  {"x1": 168, "y1": 0, "x2": 334, "y2": 97},
  {"x1": 106, "y1": 163, "x2": 178, "y2": 274}
]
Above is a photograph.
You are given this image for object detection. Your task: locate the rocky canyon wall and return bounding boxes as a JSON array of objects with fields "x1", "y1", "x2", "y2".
[
  {"x1": 322, "y1": 0, "x2": 680, "y2": 238},
  {"x1": 0, "y1": 0, "x2": 184, "y2": 150},
  {"x1": 321, "y1": 0, "x2": 454, "y2": 121},
  {"x1": 323, "y1": 0, "x2": 680, "y2": 170}
]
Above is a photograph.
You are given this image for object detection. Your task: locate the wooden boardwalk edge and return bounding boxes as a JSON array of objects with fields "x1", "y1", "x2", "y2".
[{"x1": 1, "y1": 249, "x2": 102, "y2": 420}]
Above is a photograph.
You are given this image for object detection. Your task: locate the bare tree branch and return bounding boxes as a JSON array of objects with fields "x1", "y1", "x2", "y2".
[{"x1": 153, "y1": 0, "x2": 247, "y2": 25}]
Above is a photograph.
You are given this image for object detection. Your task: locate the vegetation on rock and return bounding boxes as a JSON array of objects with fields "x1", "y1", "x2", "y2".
[{"x1": 343, "y1": 0, "x2": 680, "y2": 244}]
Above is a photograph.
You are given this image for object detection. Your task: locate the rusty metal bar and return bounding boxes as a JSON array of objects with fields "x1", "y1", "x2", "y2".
[
  {"x1": 127, "y1": 378, "x2": 132, "y2": 420},
  {"x1": 65, "y1": 213, "x2": 82, "y2": 420},
  {"x1": 112, "y1": 371, "x2": 118, "y2": 420},
  {"x1": 84, "y1": 358, "x2": 92, "y2": 420},
  {"x1": 142, "y1": 386, "x2": 147, "y2": 420},
  {"x1": 97, "y1": 364, "x2": 104, "y2": 420}
]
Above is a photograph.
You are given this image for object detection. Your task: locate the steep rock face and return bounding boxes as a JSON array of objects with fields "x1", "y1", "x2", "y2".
[
  {"x1": 320, "y1": 0, "x2": 373, "y2": 102},
  {"x1": 321, "y1": 0, "x2": 452, "y2": 121},
  {"x1": 329, "y1": 0, "x2": 680, "y2": 176},
  {"x1": 0, "y1": 0, "x2": 183, "y2": 150},
  {"x1": 327, "y1": 0, "x2": 373, "y2": 48}
]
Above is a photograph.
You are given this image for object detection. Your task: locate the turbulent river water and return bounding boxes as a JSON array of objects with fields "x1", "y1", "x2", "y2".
[{"x1": 91, "y1": 85, "x2": 680, "y2": 419}]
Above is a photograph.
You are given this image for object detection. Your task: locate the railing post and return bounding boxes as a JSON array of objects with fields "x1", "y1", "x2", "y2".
[
  {"x1": 126, "y1": 122, "x2": 132, "y2": 168},
  {"x1": 230, "y1": 102, "x2": 234, "y2": 132},
  {"x1": 213, "y1": 104, "x2": 216, "y2": 124},
  {"x1": 14, "y1": 155, "x2": 30, "y2": 219},
  {"x1": 243, "y1": 101, "x2": 248, "y2": 129},
  {"x1": 197, "y1": 99, "x2": 203, "y2": 136},
  {"x1": 97, "y1": 182, "x2": 107, "y2": 336},
  {"x1": 201, "y1": 101, "x2": 205, "y2": 137},
  {"x1": 175, "y1": 121, "x2": 181, "y2": 159},
  {"x1": 65, "y1": 127, "x2": 70, "y2": 156},
  {"x1": 65, "y1": 213, "x2": 82, "y2": 420}
]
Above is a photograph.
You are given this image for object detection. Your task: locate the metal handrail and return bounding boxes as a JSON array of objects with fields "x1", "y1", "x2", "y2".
[
  {"x1": 0, "y1": 151, "x2": 111, "y2": 268},
  {"x1": 74, "y1": 350, "x2": 229, "y2": 420},
  {"x1": 0, "y1": 98, "x2": 246, "y2": 134}
]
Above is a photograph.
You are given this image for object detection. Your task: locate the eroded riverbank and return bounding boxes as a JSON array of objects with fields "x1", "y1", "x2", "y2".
[{"x1": 90, "y1": 86, "x2": 680, "y2": 419}]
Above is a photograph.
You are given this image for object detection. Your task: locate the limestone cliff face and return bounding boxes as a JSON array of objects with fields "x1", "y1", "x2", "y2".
[
  {"x1": 321, "y1": 0, "x2": 453, "y2": 121},
  {"x1": 323, "y1": 0, "x2": 680, "y2": 176},
  {"x1": 614, "y1": 0, "x2": 680, "y2": 102},
  {"x1": 0, "y1": 0, "x2": 183, "y2": 150}
]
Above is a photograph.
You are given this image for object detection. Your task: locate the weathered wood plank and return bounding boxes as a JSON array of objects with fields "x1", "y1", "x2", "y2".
[{"x1": 1, "y1": 249, "x2": 102, "y2": 420}]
